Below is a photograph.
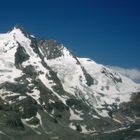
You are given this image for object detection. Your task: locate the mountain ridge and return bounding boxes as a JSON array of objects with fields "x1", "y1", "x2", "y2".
[{"x1": 0, "y1": 27, "x2": 139, "y2": 140}]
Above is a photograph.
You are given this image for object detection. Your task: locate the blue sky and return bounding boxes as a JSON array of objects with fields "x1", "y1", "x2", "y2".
[{"x1": 0, "y1": 0, "x2": 140, "y2": 80}]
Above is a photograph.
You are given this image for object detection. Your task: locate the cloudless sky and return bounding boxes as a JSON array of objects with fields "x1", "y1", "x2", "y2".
[{"x1": 0, "y1": 0, "x2": 140, "y2": 68}]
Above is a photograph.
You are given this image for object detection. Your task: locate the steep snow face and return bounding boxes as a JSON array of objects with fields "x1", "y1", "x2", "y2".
[
  {"x1": 0, "y1": 27, "x2": 67, "y2": 105},
  {"x1": 41, "y1": 45, "x2": 90, "y2": 96},
  {"x1": 40, "y1": 44, "x2": 140, "y2": 116},
  {"x1": 0, "y1": 28, "x2": 25, "y2": 83},
  {"x1": 78, "y1": 58, "x2": 139, "y2": 94},
  {"x1": 78, "y1": 58, "x2": 140, "y2": 106}
]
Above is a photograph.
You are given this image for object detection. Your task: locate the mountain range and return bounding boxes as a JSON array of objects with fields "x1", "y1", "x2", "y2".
[{"x1": 0, "y1": 26, "x2": 140, "y2": 140}]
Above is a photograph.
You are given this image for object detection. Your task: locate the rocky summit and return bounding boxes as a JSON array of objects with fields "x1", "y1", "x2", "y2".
[{"x1": 0, "y1": 26, "x2": 140, "y2": 140}]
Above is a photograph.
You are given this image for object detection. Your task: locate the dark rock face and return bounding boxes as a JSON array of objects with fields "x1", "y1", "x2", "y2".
[
  {"x1": 39, "y1": 39, "x2": 64, "y2": 59},
  {"x1": 15, "y1": 44, "x2": 30, "y2": 68},
  {"x1": 101, "y1": 68, "x2": 122, "y2": 84},
  {"x1": 119, "y1": 92, "x2": 140, "y2": 116}
]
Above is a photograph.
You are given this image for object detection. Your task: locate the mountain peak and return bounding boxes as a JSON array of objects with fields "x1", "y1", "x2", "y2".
[
  {"x1": 10, "y1": 25, "x2": 34, "y2": 40},
  {"x1": 9, "y1": 25, "x2": 25, "y2": 34},
  {"x1": 14, "y1": 24, "x2": 25, "y2": 31},
  {"x1": 0, "y1": 27, "x2": 140, "y2": 140}
]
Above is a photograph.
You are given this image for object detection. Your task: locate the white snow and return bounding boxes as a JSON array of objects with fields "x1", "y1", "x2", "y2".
[
  {"x1": 36, "y1": 112, "x2": 43, "y2": 126},
  {"x1": 0, "y1": 38, "x2": 22, "y2": 84},
  {"x1": 113, "y1": 118, "x2": 122, "y2": 124},
  {"x1": 69, "y1": 108, "x2": 83, "y2": 121},
  {"x1": 0, "y1": 131, "x2": 6, "y2": 135},
  {"x1": 50, "y1": 137, "x2": 59, "y2": 139},
  {"x1": 78, "y1": 58, "x2": 140, "y2": 116},
  {"x1": 80, "y1": 125, "x2": 96, "y2": 134},
  {"x1": 92, "y1": 115, "x2": 100, "y2": 119},
  {"x1": 30, "y1": 35, "x2": 35, "y2": 38},
  {"x1": 49, "y1": 99, "x2": 55, "y2": 103},
  {"x1": 78, "y1": 57, "x2": 139, "y2": 95},
  {"x1": 96, "y1": 109, "x2": 109, "y2": 118},
  {"x1": 134, "y1": 129, "x2": 140, "y2": 132},
  {"x1": 69, "y1": 123, "x2": 76, "y2": 131},
  {"x1": 18, "y1": 96, "x2": 27, "y2": 100},
  {"x1": 104, "y1": 126, "x2": 130, "y2": 134}
]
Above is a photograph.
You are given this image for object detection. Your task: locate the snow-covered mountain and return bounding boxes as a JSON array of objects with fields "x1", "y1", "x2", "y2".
[{"x1": 0, "y1": 26, "x2": 140, "y2": 140}]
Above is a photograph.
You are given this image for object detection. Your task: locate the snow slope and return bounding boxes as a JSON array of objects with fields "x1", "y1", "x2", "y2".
[{"x1": 40, "y1": 43, "x2": 140, "y2": 116}]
